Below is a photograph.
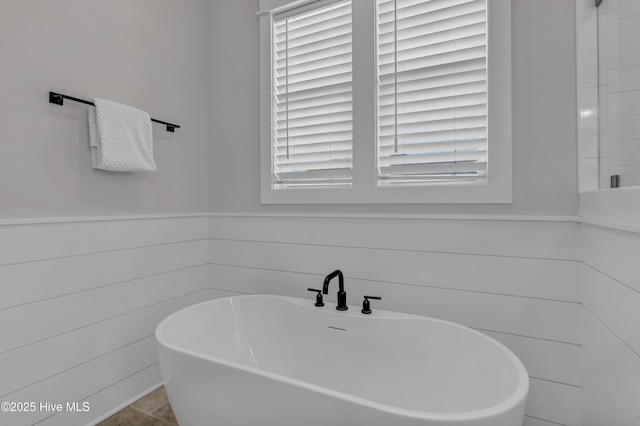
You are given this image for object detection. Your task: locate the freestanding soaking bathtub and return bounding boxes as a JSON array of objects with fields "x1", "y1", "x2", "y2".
[{"x1": 156, "y1": 295, "x2": 528, "y2": 426}]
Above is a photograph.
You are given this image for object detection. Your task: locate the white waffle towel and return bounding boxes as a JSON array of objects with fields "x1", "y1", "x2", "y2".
[{"x1": 88, "y1": 98, "x2": 157, "y2": 172}]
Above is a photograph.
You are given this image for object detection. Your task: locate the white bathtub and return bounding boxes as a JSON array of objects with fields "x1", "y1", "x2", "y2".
[{"x1": 156, "y1": 295, "x2": 528, "y2": 426}]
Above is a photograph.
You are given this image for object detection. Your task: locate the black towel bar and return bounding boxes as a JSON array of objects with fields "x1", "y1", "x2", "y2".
[{"x1": 49, "y1": 91, "x2": 180, "y2": 132}]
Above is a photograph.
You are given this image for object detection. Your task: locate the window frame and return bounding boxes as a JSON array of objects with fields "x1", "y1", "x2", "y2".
[{"x1": 259, "y1": 0, "x2": 512, "y2": 204}]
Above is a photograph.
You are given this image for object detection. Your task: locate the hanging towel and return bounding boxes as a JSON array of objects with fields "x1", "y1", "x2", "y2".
[{"x1": 88, "y1": 98, "x2": 157, "y2": 172}]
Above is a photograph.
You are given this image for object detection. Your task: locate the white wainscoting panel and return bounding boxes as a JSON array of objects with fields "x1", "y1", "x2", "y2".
[
  {"x1": 37, "y1": 288, "x2": 243, "y2": 426},
  {"x1": 580, "y1": 347, "x2": 640, "y2": 426},
  {"x1": 209, "y1": 214, "x2": 582, "y2": 426},
  {"x1": 527, "y1": 378, "x2": 581, "y2": 426},
  {"x1": 4, "y1": 212, "x2": 638, "y2": 425},
  {"x1": 209, "y1": 263, "x2": 580, "y2": 344},
  {"x1": 481, "y1": 330, "x2": 581, "y2": 387},
  {"x1": 522, "y1": 415, "x2": 569, "y2": 426},
  {"x1": 39, "y1": 364, "x2": 162, "y2": 426},
  {"x1": 0, "y1": 239, "x2": 208, "y2": 310},
  {"x1": 0, "y1": 215, "x2": 211, "y2": 426},
  {"x1": 0, "y1": 216, "x2": 208, "y2": 266},
  {"x1": 209, "y1": 215, "x2": 579, "y2": 260},
  {"x1": 578, "y1": 223, "x2": 640, "y2": 423},
  {"x1": 210, "y1": 239, "x2": 579, "y2": 302}
]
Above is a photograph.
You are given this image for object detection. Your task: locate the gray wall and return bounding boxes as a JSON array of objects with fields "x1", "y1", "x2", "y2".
[
  {"x1": 0, "y1": 0, "x2": 579, "y2": 219},
  {"x1": 209, "y1": 0, "x2": 579, "y2": 216},
  {"x1": 0, "y1": 0, "x2": 211, "y2": 219}
]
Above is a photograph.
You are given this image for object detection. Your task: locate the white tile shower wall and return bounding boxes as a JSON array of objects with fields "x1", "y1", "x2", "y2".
[
  {"x1": 209, "y1": 214, "x2": 582, "y2": 426},
  {"x1": 0, "y1": 215, "x2": 214, "y2": 426},
  {"x1": 578, "y1": 223, "x2": 640, "y2": 424},
  {"x1": 596, "y1": 0, "x2": 640, "y2": 187},
  {"x1": 577, "y1": 0, "x2": 600, "y2": 192}
]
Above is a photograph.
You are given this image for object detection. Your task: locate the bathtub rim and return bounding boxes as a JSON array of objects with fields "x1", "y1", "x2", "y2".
[{"x1": 156, "y1": 294, "x2": 529, "y2": 422}]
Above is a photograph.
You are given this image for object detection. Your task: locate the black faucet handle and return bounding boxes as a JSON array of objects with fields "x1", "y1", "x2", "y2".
[
  {"x1": 362, "y1": 295, "x2": 382, "y2": 314},
  {"x1": 307, "y1": 288, "x2": 325, "y2": 307}
]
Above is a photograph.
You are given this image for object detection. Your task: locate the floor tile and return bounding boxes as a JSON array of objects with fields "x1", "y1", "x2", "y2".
[
  {"x1": 150, "y1": 402, "x2": 178, "y2": 425},
  {"x1": 130, "y1": 387, "x2": 169, "y2": 415},
  {"x1": 97, "y1": 406, "x2": 167, "y2": 426}
]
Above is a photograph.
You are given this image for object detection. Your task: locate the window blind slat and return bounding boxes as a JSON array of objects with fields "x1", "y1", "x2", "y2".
[
  {"x1": 377, "y1": 0, "x2": 479, "y2": 16},
  {"x1": 275, "y1": 27, "x2": 352, "y2": 59},
  {"x1": 277, "y1": 71, "x2": 352, "y2": 95},
  {"x1": 378, "y1": 57, "x2": 486, "y2": 85},
  {"x1": 378, "y1": 33, "x2": 486, "y2": 64},
  {"x1": 378, "y1": 80, "x2": 486, "y2": 106},
  {"x1": 376, "y1": 0, "x2": 488, "y2": 185},
  {"x1": 275, "y1": 117, "x2": 352, "y2": 134},
  {"x1": 380, "y1": 161, "x2": 487, "y2": 176},
  {"x1": 275, "y1": 41, "x2": 352, "y2": 68},
  {"x1": 379, "y1": 138, "x2": 487, "y2": 156},
  {"x1": 275, "y1": 85, "x2": 352, "y2": 107},
  {"x1": 276, "y1": 111, "x2": 353, "y2": 129},
  {"x1": 275, "y1": 131, "x2": 353, "y2": 146},
  {"x1": 378, "y1": 45, "x2": 486, "y2": 75},
  {"x1": 383, "y1": 174, "x2": 483, "y2": 183},
  {"x1": 276, "y1": 62, "x2": 353, "y2": 86},
  {"x1": 378, "y1": 0, "x2": 484, "y2": 24},
  {"x1": 378, "y1": 92, "x2": 486, "y2": 115},
  {"x1": 275, "y1": 140, "x2": 352, "y2": 156},
  {"x1": 378, "y1": 12, "x2": 485, "y2": 47},
  {"x1": 275, "y1": 1, "x2": 351, "y2": 31},
  {"x1": 379, "y1": 149, "x2": 487, "y2": 167},
  {"x1": 276, "y1": 148, "x2": 353, "y2": 162},
  {"x1": 276, "y1": 101, "x2": 353, "y2": 121},
  {"x1": 379, "y1": 115, "x2": 486, "y2": 134},
  {"x1": 378, "y1": 126, "x2": 486, "y2": 145},
  {"x1": 378, "y1": 103, "x2": 486, "y2": 125},
  {"x1": 275, "y1": 168, "x2": 353, "y2": 181},
  {"x1": 378, "y1": 3, "x2": 486, "y2": 33},
  {"x1": 277, "y1": 157, "x2": 353, "y2": 173},
  {"x1": 378, "y1": 69, "x2": 486, "y2": 96}
]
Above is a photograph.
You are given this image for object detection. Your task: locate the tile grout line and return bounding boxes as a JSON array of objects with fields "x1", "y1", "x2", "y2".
[{"x1": 129, "y1": 404, "x2": 174, "y2": 426}]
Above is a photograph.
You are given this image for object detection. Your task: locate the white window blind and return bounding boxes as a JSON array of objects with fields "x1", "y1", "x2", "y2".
[
  {"x1": 376, "y1": 0, "x2": 488, "y2": 184},
  {"x1": 272, "y1": 0, "x2": 353, "y2": 188}
]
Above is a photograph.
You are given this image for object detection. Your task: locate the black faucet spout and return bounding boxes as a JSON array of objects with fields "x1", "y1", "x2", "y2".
[
  {"x1": 322, "y1": 269, "x2": 343, "y2": 294},
  {"x1": 323, "y1": 270, "x2": 348, "y2": 311}
]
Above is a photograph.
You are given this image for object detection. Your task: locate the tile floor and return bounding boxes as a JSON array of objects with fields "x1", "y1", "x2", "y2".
[{"x1": 97, "y1": 386, "x2": 178, "y2": 426}]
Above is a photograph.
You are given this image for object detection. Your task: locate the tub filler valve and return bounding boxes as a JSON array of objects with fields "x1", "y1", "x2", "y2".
[
  {"x1": 361, "y1": 295, "x2": 381, "y2": 314},
  {"x1": 322, "y1": 270, "x2": 348, "y2": 311},
  {"x1": 307, "y1": 288, "x2": 324, "y2": 307}
]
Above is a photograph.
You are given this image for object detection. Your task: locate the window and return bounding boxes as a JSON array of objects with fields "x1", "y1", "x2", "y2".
[
  {"x1": 376, "y1": 0, "x2": 487, "y2": 185},
  {"x1": 259, "y1": 0, "x2": 511, "y2": 204},
  {"x1": 272, "y1": 1, "x2": 354, "y2": 188}
]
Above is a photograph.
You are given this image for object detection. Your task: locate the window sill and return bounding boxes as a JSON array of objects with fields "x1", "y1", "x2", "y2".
[{"x1": 261, "y1": 180, "x2": 512, "y2": 204}]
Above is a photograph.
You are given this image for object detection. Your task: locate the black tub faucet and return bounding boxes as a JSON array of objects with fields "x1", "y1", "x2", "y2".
[{"x1": 323, "y1": 270, "x2": 348, "y2": 311}]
